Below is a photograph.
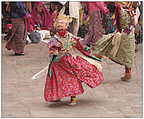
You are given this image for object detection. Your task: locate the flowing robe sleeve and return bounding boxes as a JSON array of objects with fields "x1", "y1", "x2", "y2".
[{"x1": 73, "y1": 37, "x2": 101, "y2": 61}]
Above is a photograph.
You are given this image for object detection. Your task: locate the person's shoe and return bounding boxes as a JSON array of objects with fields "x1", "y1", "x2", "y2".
[
  {"x1": 15, "y1": 53, "x2": 24, "y2": 56},
  {"x1": 49, "y1": 99, "x2": 61, "y2": 102},
  {"x1": 26, "y1": 40, "x2": 29, "y2": 45},
  {"x1": 6, "y1": 47, "x2": 11, "y2": 50},
  {"x1": 49, "y1": 99, "x2": 61, "y2": 104},
  {"x1": 135, "y1": 48, "x2": 138, "y2": 53},
  {"x1": 68, "y1": 97, "x2": 77, "y2": 106},
  {"x1": 7, "y1": 48, "x2": 11, "y2": 50},
  {"x1": 52, "y1": 99, "x2": 61, "y2": 102},
  {"x1": 121, "y1": 75, "x2": 131, "y2": 81}
]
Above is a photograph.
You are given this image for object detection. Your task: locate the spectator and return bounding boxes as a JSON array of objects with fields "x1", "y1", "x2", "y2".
[
  {"x1": 82, "y1": 2, "x2": 110, "y2": 46},
  {"x1": 5, "y1": 2, "x2": 29, "y2": 55},
  {"x1": 30, "y1": 2, "x2": 58, "y2": 30}
]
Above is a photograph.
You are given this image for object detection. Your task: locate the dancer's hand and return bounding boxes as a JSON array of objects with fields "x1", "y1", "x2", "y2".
[{"x1": 48, "y1": 49, "x2": 59, "y2": 55}]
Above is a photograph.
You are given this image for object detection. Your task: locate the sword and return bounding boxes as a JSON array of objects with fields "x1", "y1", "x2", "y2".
[{"x1": 32, "y1": 66, "x2": 48, "y2": 80}]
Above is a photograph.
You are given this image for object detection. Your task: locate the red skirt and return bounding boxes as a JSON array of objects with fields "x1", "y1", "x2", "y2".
[{"x1": 44, "y1": 54, "x2": 104, "y2": 101}]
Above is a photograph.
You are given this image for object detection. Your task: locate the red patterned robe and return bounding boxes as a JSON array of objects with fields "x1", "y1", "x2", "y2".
[{"x1": 44, "y1": 31, "x2": 104, "y2": 101}]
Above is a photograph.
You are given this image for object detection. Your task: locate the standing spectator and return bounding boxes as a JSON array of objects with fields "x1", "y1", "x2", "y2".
[
  {"x1": 2, "y1": 2, "x2": 11, "y2": 33},
  {"x1": 30, "y1": 2, "x2": 58, "y2": 30},
  {"x1": 5, "y1": 2, "x2": 29, "y2": 55},
  {"x1": 69, "y1": 2, "x2": 82, "y2": 36},
  {"x1": 134, "y1": 2, "x2": 143, "y2": 46},
  {"x1": 103, "y1": 2, "x2": 116, "y2": 34},
  {"x1": 77, "y1": 3, "x2": 90, "y2": 38},
  {"x1": 82, "y1": 2, "x2": 109, "y2": 46}
]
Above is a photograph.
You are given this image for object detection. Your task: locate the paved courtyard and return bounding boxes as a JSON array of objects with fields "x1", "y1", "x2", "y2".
[{"x1": 1, "y1": 39, "x2": 143, "y2": 118}]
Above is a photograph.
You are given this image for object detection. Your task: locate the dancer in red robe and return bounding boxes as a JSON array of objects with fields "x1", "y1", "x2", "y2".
[{"x1": 44, "y1": 13, "x2": 104, "y2": 105}]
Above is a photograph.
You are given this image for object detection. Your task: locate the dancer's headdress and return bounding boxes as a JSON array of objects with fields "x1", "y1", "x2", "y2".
[
  {"x1": 117, "y1": 2, "x2": 133, "y2": 8},
  {"x1": 54, "y1": 7, "x2": 72, "y2": 27}
]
